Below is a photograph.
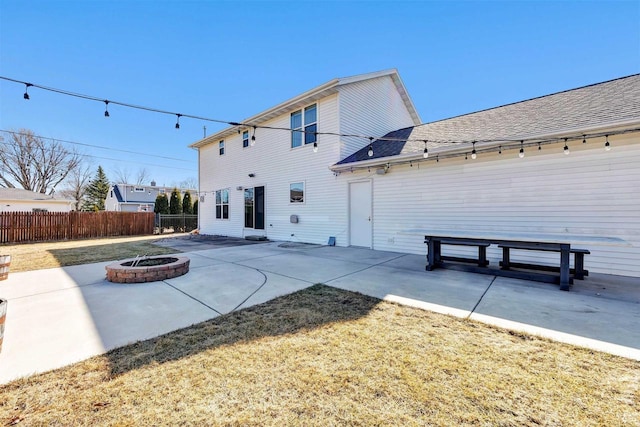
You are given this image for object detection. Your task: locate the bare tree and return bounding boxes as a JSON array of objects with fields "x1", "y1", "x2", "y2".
[
  {"x1": 0, "y1": 129, "x2": 81, "y2": 194},
  {"x1": 59, "y1": 164, "x2": 93, "y2": 211},
  {"x1": 113, "y1": 166, "x2": 150, "y2": 185},
  {"x1": 112, "y1": 167, "x2": 131, "y2": 185},
  {"x1": 135, "y1": 168, "x2": 150, "y2": 186},
  {"x1": 179, "y1": 177, "x2": 198, "y2": 190}
]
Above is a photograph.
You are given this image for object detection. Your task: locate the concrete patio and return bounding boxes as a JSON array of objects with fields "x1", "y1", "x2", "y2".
[{"x1": 1, "y1": 239, "x2": 639, "y2": 385}]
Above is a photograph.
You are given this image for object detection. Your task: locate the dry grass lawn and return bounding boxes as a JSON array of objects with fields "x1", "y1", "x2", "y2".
[
  {"x1": 1, "y1": 285, "x2": 638, "y2": 426},
  {"x1": 0, "y1": 234, "x2": 180, "y2": 272}
]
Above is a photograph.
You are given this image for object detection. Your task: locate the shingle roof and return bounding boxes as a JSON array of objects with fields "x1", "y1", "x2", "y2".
[
  {"x1": 337, "y1": 74, "x2": 640, "y2": 165},
  {"x1": 0, "y1": 187, "x2": 73, "y2": 202}
]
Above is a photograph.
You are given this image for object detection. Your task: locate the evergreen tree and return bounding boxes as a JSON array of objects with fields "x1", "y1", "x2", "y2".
[
  {"x1": 83, "y1": 166, "x2": 110, "y2": 211},
  {"x1": 193, "y1": 200, "x2": 198, "y2": 215},
  {"x1": 154, "y1": 193, "x2": 169, "y2": 214},
  {"x1": 182, "y1": 190, "x2": 193, "y2": 214},
  {"x1": 169, "y1": 188, "x2": 182, "y2": 214}
]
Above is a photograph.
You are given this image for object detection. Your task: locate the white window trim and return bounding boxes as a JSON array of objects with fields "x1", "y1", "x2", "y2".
[
  {"x1": 290, "y1": 103, "x2": 317, "y2": 149},
  {"x1": 242, "y1": 130, "x2": 250, "y2": 148},
  {"x1": 215, "y1": 188, "x2": 229, "y2": 220},
  {"x1": 289, "y1": 181, "x2": 305, "y2": 204}
]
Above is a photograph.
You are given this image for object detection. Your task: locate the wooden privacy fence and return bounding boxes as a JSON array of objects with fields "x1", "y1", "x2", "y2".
[{"x1": 0, "y1": 211, "x2": 155, "y2": 244}]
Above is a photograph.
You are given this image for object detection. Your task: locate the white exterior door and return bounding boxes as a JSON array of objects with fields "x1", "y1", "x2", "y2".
[{"x1": 349, "y1": 181, "x2": 372, "y2": 248}]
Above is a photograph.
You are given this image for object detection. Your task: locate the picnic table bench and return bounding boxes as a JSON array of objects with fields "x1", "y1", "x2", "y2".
[{"x1": 424, "y1": 235, "x2": 590, "y2": 291}]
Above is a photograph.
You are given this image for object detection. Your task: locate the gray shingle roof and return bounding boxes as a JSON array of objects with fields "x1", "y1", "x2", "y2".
[
  {"x1": 337, "y1": 74, "x2": 640, "y2": 165},
  {"x1": 0, "y1": 187, "x2": 73, "y2": 201}
]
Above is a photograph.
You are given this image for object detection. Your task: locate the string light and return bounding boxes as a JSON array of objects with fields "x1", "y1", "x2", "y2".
[
  {"x1": 251, "y1": 126, "x2": 256, "y2": 145},
  {"x1": 423, "y1": 140, "x2": 429, "y2": 159},
  {"x1": 519, "y1": 140, "x2": 525, "y2": 158},
  {"x1": 538, "y1": 142, "x2": 541, "y2": 151},
  {"x1": 313, "y1": 141, "x2": 318, "y2": 153},
  {"x1": 104, "y1": 100, "x2": 110, "y2": 117},
  {"x1": 465, "y1": 153, "x2": 468, "y2": 160},
  {"x1": 23, "y1": 83, "x2": 32, "y2": 100},
  {"x1": 471, "y1": 141, "x2": 477, "y2": 160},
  {"x1": 563, "y1": 138, "x2": 570, "y2": 155},
  {"x1": 605, "y1": 135, "x2": 611, "y2": 151},
  {"x1": 2, "y1": 75, "x2": 637, "y2": 165},
  {"x1": 436, "y1": 155, "x2": 439, "y2": 163}
]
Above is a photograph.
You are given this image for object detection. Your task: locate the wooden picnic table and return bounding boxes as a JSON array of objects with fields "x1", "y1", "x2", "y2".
[{"x1": 424, "y1": 235, "x2": 574, "y2": 291}]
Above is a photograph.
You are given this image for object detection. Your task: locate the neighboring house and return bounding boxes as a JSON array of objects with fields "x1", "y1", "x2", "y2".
[
  {"x1": 190, "y1": 70, "x2": 640, "y2": 278},
  {"x1": 0, "y1": 188, "x2": 74, "y2": 212},
  {"x1": 105, "y1": 182, "x2": 197, "y2": 212}
]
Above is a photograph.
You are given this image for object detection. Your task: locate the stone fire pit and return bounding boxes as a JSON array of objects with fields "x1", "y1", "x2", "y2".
[{"x1": 106, "y1": 255, "x2": 190, "y2": 283}]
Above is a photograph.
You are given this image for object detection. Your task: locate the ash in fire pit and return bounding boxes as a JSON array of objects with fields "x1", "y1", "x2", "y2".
[
  {"x1": 121, "y1": 257, "x2": 179, "y2": 267},
  {"x1": 106, "y1": 255, "x2": 189, "y2": 283}
]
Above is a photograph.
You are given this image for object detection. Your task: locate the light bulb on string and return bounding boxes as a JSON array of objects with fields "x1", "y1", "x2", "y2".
[
  {"x1": 563, "y1": 138, "x2": 570, "y2": 155},
  {"x1": 251, "y1": 126, "x2": 256, "y2": 145},
  {"x1": 538, "y1": 142, "x2": 541, "y2": 151},
  {"x1": 423, "y1": 140, "x2": 429, "y2": 159},
  {"x1": 104, "y1": 100, "x2": 110, "y2": 117},
  {"x1": 605, "y1": 135, "x2": 611, "y2": 151},
  {"x1": 465, "y1": 153, "x2": 468, "y2": 160},
  {"x1": 313, "y1": 141, "x2": 318, "y2": 153},
  {"x1": 519, "y1": 140, "x2": 525, "y2": 158},
  {"x1": 23, "y1": 83, "x2": 32, "y2": 100},
  {"x1": 367, "y1": 137, "x2": 374, "y2": 157},
  {"x1": 471, "y1": 141, "x2": 477, "y2": 160},
  {"x1": 582, "y1": 135, "x2": 586, "y2": 144},
  {"x1": 498, "y1": 145, "x2": 502, "y2": 155},
  {"x1": 175, "y1": 114, "x2": 181, "y2": 129}
]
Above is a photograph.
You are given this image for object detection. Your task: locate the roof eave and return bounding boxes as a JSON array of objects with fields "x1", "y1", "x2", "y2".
[
  {"x1": 189, "y1": 79, "x2": 340, "y2": 149},
  {"x1": 330, "y1": 119, "x2": 640, "y2": 171}
]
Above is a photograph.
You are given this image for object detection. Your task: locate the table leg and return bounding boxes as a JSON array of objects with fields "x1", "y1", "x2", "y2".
[
  {"x1": 560, "y1": 244, "x2": 570, "y2": 291},
  {"x1": 501, "y1": 247, "x2": 511, "y2": 270},
  {"x1": 478, "y1": 246, "x2": 488, "y2": 267},
  {"x1": 574, "y1": 253, "x2": 585, "y2": 280},
  {"x1": 426, "y1": 239, "x2": 436, "y2": 271}
]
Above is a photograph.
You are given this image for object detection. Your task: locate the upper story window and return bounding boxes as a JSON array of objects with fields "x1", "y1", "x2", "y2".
[
  {"x1": 291, "y1": 104, "x2": 317, "y2": 148},
  {"x1": 219, "y1": 140, "x2": 225, "y2": 155},
  {"x1": 242, "y1": 131, "x2": 249, "y2": 148}
]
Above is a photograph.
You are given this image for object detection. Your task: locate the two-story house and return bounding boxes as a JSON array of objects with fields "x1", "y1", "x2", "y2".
[
  {"x1": 190, "y1": 70, "x2": 640, "y2": 278},
  {"x1": 105, "y1": 182, "x2": 197, "y2": 212}
]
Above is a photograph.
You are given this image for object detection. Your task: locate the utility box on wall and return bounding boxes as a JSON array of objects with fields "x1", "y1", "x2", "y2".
[{"x1": 290, "y1": 215, "x2": 299, "y2": 224}]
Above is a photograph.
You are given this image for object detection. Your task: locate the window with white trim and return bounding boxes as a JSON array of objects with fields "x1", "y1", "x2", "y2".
[
  {"x1": 242, "y1": 130, "x2": 249, "y2": 148},
  {"x1": 215, "y1": 189, "x2": 229, "y2": 219},
  {"x1": 290, "y1": 182, "x2": 304, "y2": 203},
  {"x1": 219, "y1": 140, "x2": 225, "y2": 155},
  {"x1": 291, "y1": 104, "x2": 317, "y2": 148}
]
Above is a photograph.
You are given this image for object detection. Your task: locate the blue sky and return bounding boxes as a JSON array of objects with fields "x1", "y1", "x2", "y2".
[{"x1": 1, "y1": 0, "x2": 638, "y2": 188}]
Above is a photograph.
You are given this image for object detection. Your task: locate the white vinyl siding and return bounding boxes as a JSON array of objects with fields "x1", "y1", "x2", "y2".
[
  {"x1": 365, "y1": 136, "x2": 640, "y2": 277},
  {"x1": 338, "y1": 75, "x2": 417, "y2": 159},
  {"x1": 198, "y1": 94, "x2": 349, "y2": 244}
]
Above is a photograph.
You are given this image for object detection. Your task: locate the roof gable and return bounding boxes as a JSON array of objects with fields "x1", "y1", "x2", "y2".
[
  {"x1": 190, "y1": 69, "x2": 420, "y2": 148},
  {"x1": 337, "y1": 74, "x2": 640, "y2": 166}
]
